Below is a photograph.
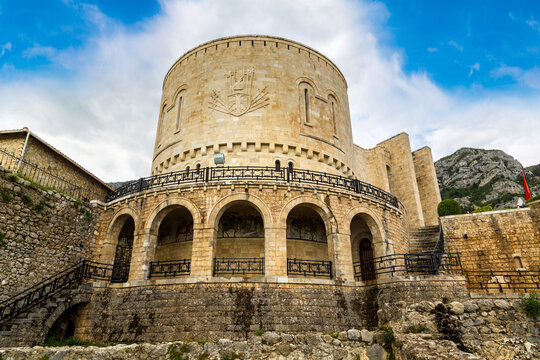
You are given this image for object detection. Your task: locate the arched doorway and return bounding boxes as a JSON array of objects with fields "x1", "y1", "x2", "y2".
[
  {"x1": 350, "y1": 214, "x2": 378, "y2": 282},
  {"x1": 151, "y1": 206, "x2": 194, "y2": 277},
  {"x1": 358, "y1": 238, "x2": 375, "y2": 281},
  {"x1": 286, "y1": 204, "x2": 331, "y2": 278},
  {"x1": 111, "y1": 217, "x2": 134, "y2": 283},
  {"x1": 214, "y1": 202, "x2": 265, "y2": 276},
  {"x1": 45, "y1": 302, "x2": 88, "y2": 343}
]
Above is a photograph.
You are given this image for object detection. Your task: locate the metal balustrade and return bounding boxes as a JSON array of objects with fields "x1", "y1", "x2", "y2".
[
  {"x1": 213, "y1": 257, "x2": 264, "y2": 276},
  {"x1": 464, "y1": 270, "x2": 540, "y2": 292},
  {"x1": 106, "y1": 166, "x2": 398, "y2": 207},
  {"x1": 287, "y1": 258, "x2": 333, "y2": 278},
  {"x1": 353, "y1": 252, "x2": 463, "y2": 280},
  {"x1": 149, "y1": 259, "x2": 191, "y2": 278}
]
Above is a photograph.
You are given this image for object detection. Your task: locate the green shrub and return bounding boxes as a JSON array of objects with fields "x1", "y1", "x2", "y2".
[
  {"x1": 17, "y1": 190, "x2": 32, "y2": 205},
  {"x1": 520, "y1": 291, "x2": 540, "y2": 320},
  {"x1": 472, "y1": 205, "x2": 493, "y2": 213},
  {"x1": 35, "y1": 201, "x2": 45, "y2": 211},
  {"x1": 437, "y1": 199, "x2": 462, "y2": 216},
  {"x1": 254, "y1": 329, "x2": 265, "y2": 336},
  {"x1": 0, "y1": 188, "x2": 11, "y2": 202},
  {"x1": 8, "y1": 174, "x2": 18, "y2": 182},
  {"x1": 167, "y1": 343, "x2": 189, "y2": 360},
  {"x1": 526, "y1": 194, "x2": 540, "y2": 203}
]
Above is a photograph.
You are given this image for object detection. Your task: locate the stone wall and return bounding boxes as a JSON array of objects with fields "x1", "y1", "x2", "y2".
[
  {"x1": 412, "y1": 146, "x2": 441, "y2": 226},
  {"x1": 0, "y1": 169, "x2": 101, "y2": 301},
  {"x1": 22, "y1": 137, "x2": 110, "y2": 201},
  {"x1": 76, "y1": 282, "x2": 380, "y2": 344},
  {"x1": 441, "y1": 207, "x2": 540, "y2": 272},
  {"x1": 0, "y1": 133, "x2": 25, "y2": 160}
]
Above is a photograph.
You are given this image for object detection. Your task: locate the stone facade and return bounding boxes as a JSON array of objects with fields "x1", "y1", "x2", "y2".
[
  {"x1": 151, "y1": 35, "x2": 440, "y2": 228},
  {"x1": 0, "y1": 129, "x2": 111, "y2": 201},
  {"x1": 0, "y1": 169, "x2": 101, "y2": 301},
  {"x1": 441, "y1": 205, "x2": 540, "y2": 273}
]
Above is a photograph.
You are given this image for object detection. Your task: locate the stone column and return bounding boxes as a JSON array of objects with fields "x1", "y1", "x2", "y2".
[
  {"x1": 189, "y1": 226, "x2": 214, "y2": 278},
  {"x1": 264, "y1": 227, "x2": 288, "y2": 280},
  {"x1": 127, "y1": 230, "x2": 151, "y2": 281},
  {"x1": 329, "y1": 232, "x2": 355, "y2": 282}
]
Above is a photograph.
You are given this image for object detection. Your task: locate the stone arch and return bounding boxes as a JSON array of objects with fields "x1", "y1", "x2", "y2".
[
  {"x1": 100, "y1": 207, "x2": 139, "y2": 265},
  {"x1": 206, "y1": 192, "x2": 274, "y2": 230},
  {"x1": 37, "y1": 291, "x2": 92, "y2": 345},
  {"x1": 295, "y1": 77, "x2": 319, "y2": 94},
  {"x1": 279, "y1": 196, "x2": 337, "y2": 234},
  {"x1": 145, "y1": 197, "x2": 202, "y2": 235},
  {"x1": 345, "y1": 207, "x2": 387, "y2": 281}
]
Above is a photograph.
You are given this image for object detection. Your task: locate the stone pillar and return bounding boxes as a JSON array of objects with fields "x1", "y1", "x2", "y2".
[
  {"x1": 264, "y1": 227, "x2": 288, "y2": 279},
  {"x1": 190, "y1": 226, "x2": 214, "y2": 277},
  {"x1": 128, "y1": 230, "x2": 151, "y2": 281},
  {"x1": 330, "y1": 233, "x2": 355, "y2": 282},
  {"x1": 412, "y1": 146, "x2": 442, "y2": 226}
]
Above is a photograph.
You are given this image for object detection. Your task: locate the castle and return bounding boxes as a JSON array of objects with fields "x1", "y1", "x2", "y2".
[{"x1": 0, "y1": 36, "x2": 539, "y2": 358}]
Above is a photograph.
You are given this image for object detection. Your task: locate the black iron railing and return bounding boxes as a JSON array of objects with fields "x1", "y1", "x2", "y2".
[
  {"x1": 213, "y1": 257, "x2": 264, "y2": 276},
  {"x1": 353, "y1": 252, "x2": 463, "y2": 280},
  {"x1": 106, "y1": 166, "x2": 398, "y2": 207},
  {"x1": 149, "y1": 259, "x2": 191, "y2": 278},
  {"x1": 287, "y1": 258, "x2": 333, "y2": 278},
  {"x1": 0, "y1": 260, "x2": 115, "y2": 325},
  {"x1": 0, "y1": 147, "x2": 98, "y2": 202},
  {"x1": 464, "y1": 270, "x2": 540, "y2": 292}
]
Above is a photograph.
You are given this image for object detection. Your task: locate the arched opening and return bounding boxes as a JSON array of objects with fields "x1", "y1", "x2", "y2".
[
  {"x1": 196, "y1": 163, "x2": 201, "y2": 173},
  {"x1": 286, "y1": 205, "x2": 331, "y2": 278},
  {"x1": 275, "y1": 160, "x2": 281, "y2": 171},
  {"x1": 288, "y1": 161, "x2": 294, "y2": 173},
  {"x1": 150, "y1": 206, "x2": 194, "y2": 277},
  {"x1": 111, "y1": 217, "x2": 134, "y2": 283},
  {"x1": 329, "y1": 95, "x2": 337, "y2": 135},
  {"x1": 214, "y1": 202, "x2": 265, "y2": 276},
  {"x1": 350, "y1": 214, "x2": 377, "y2": 282},
  {"x1": 45, "y1": 302, "x2": 88, "y2": 344}
]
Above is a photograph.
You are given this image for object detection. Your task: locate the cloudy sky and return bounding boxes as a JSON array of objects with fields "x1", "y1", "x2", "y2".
[{"x1": 1, "y1": 0, "x2": 539, "y2": 182}]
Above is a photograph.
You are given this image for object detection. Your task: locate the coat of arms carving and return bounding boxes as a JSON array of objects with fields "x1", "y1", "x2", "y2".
[{"x1": 209, "y1": 69, "x2": 269, "y2": 116}]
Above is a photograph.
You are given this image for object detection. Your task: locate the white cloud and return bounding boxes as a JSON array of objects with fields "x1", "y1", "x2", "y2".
[
  {"x1": 427, "y1": 47, "x2": 438, "y2": 53},
  {"x1": 467, "y1": 62, "x2": 480, "y2": 77},
  {"x1": 526, "y1": 18, "x2": 540, "y2": 32},
  {"x1": 0, "y1": 42, "x2": 11, "y2": 57},
  {"x1": 0, "y1": 0, "x2": 539, "y2": 184},
  {"x1": 448, "y1": 40, "x2": 463, "y2": 52},
  {"x1": 491, "y1": 64, "x2": 540, "y2": 89}
]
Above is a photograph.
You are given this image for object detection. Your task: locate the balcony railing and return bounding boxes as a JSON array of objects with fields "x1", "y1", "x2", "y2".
[
  {"x1": 287, "y1": 258, "x2": 333, "y2": 278},
  {"x1": 213, "y1": 257, "x2": 265, "y2": 276},
  {"x1": 106, "y1": 166, "x2": 398, "y2": 207},
  {"x1": 149, "y1": 259, "x2": 191, "y2": 278},
  {"x1": 464, "y1": 270, "x2": 540, "y2": 292},
  {"x1": 353, "y1": 252, "x2": 463, "y2": 280}
]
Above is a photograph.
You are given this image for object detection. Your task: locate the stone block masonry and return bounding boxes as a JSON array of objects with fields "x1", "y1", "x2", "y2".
[{"x1": 0, "y1": 168, "x2": 101, "y2": 301}]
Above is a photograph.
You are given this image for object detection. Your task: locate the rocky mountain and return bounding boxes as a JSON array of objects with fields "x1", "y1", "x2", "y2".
[{"x1": 435, "y1": 148, "x2": 540, "y2": 211}]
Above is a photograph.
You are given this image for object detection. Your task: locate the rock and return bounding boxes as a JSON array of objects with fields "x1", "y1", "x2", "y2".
[
  {"x1": 494, "y1": 300, "x2": 512, "y2": 310},
  {"x1": 51, "y1": 350, "x2": 67, "y2": 360},
  {"x1": 361, "y1": 329, "x2": 374, "y2": 343},
  {"x1": 366, "y1": 343, "x2": 387, "y2": 360},
  {"x1": 276, "y1": 343, "x2": 293, "y2": 356},
  {"x1": 262, "y1": 331, "x2": 281, "y2": 345},
  {"x1": 348, "y1": 328, "x2": 360, "y2": 341},
  {"x1": 463, "y1": 301, "x2": 479, "y2": 312},
  {"x1": 477, "y1": 299, "x2": 493, "y2": 311},
  {"x1": 338, "y1": 331, "x2": 348, "y2": 341},
  {"x1": 525, "y1": 341, "x2": 533, "y2": 352},
  {"x1": 449, "y1": 301, "x2": 465, "y2": 315},
  {"x1": 218, "y1": 338, "x2": 232, "y2": 348}
]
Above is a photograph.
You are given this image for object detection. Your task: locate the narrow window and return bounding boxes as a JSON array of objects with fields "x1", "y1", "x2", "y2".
[
  {"x1": 186, "y1": 166, "x2": 190, "y2": 172},
  {"x1": 275, "y1": 160, "x2": 281, "y2": 171},
  {"x1": 196, "y1": 163, "x2": 201, "y2": 173},
  {"x1": 331, "y1": 99, "x2": 337, "y2": 134},
  {"x1": 175, "y1": 93, "x2": 184, "y2": 131},
  {"x1": 304, "y1": 88, "x2": 310, "y2": 123},
  {"x1": 514, "y1": 256, "x2": 523, "y2": 269},
  {"x1": 158, "y1": 104, "x2": 166, "y2": 145},
  {"x1": 288, "y1": 162, "x2": 294, "y2": 172}
]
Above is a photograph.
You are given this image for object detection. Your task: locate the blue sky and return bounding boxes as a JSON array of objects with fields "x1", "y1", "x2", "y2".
[{"x1": 0, "y1": 0, "x2": 539, "y2": 181}]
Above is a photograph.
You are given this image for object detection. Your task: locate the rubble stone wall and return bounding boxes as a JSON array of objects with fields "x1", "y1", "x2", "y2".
[{"x1": 0, "y1": 169, "x2": 100, "y2": 301}]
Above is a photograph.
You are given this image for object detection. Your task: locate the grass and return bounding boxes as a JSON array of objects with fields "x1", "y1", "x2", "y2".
[
  {"x1": 526, "y1": 194, "x2": 540, "y2": 203},
  {"x1": 0, "y1": 188, "x2": 11, "y2": 201},
  {"x1": 254, "y1": 329, "x2": 264, "y2": 336},
  {"x1": 167, "y1": 343, "x2": 190, "y2": 360},
  {"x1": 17, "y1": 190, "x2": 32, "y2": 205}
]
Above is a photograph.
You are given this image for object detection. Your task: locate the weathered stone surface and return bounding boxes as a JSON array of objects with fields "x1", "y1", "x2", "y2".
[
  {"x1": 361, "y1": 329, "x2": 374, "y2": 343},
  {"x1": 347, "y1": 328, "x2": 360, "y2": 341},
  {"x1": 366, "y1": 343, "x2": 387, "y2": 360},
  {"x1": 449, "y1": 301, "x2": 465, "y2": 315},
  {"x1": 261, "y1": 331, "x2": 280, "y2": 345}
]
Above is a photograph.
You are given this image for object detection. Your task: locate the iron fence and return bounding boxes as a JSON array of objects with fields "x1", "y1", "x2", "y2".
[
  {"x1": 0, "y1": 147, "x2": 97, "y2": 202},
  {"x1": 353, "y1": 252, "x2": 463, "y2": 280},
  {"x1": 0, "y1": 260, "x2": 114, "y2": 324},
  {"x1": 106, "y1": 166, "x2": 398, "y2": 207},
  {"x1": 213, "y1": 257, "x2": 264, "y2": 276},
  {"x1": 464, "y1": 270, "x2": 540, "y2": 292},
  {"x1": 149, "y1": 259, "x2": 191, "y2": 278},
  {"x1": 287, "y1": 258, "x2": 333, "y2": 278}
]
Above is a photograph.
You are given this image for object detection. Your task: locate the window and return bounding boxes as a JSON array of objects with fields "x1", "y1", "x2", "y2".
[
  {"x1": 275, "y1": 160, "x2": 281, "y2": 171},
  {"x1": 175, "y1": 90, "x2": 185, "y2": 132},
  {"x1": 196, "y1": 163, "x2": 201, "y2": 173},
  {"x1": 157, "y1": 104, "x2": 167, "y2": 145},
  {"x1": 288, "y1": 161, "x2": 294, "y2": 172},
  {"x1": 299, "y1": 82, "x2": 313, "y2": 124},
  {"x1": 329, "y1": 95, "x2": 337, "y2": 135}
]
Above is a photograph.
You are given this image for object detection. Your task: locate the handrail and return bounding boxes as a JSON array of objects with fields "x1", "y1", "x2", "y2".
[
  {"x1": 0, "y1": 260, "x2": 114, "y2": 325},
  {"x1": 106, "y1": 166, "x2": 399, "y2": 207},
  {"x1": 287, "y1": 258, "x2": 333, "y2": 278}
]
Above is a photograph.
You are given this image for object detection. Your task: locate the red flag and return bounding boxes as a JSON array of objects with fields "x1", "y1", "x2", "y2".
[{"x1": 522, "y1": 169, "x2": 532, "y2": 201}]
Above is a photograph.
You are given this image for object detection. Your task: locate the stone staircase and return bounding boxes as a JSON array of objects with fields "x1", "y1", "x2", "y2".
[
  {"x1": 409, "y1": 225, "x2": 441, "y2": 253},
  {"x1": 0, "y1": 284, "x2": 94, "y2": 347}
]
